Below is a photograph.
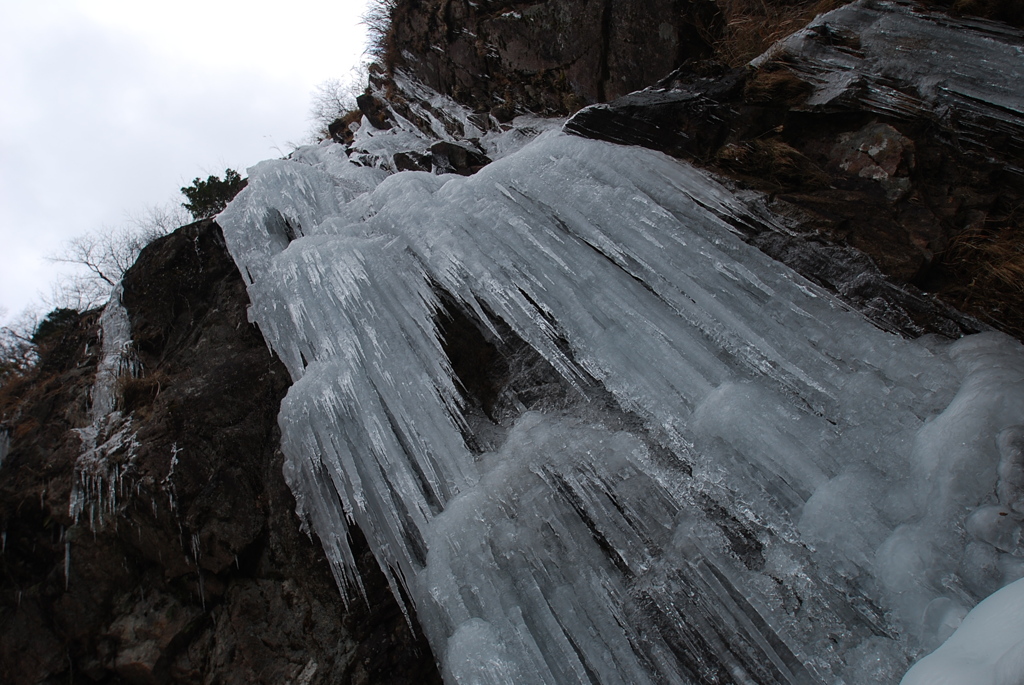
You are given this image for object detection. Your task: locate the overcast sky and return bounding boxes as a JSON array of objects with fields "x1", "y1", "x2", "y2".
[{"x1": 1, "y1": 0, "x2": 372, "y2": 325}]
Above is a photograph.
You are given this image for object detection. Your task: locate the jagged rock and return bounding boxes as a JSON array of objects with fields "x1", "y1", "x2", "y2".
[
  {"x1": 357, "y1": 93, "x2": 394, "y2": 131},
  {"x1": 386, "y1": 0, "x2": 719, "y2": 115},
  {"x1": 829, "y1": 122, "x2": 914, "y2": 201},
  {"x1": 394, "y1": 150, "x2": 432, "y2": 173},
  {"x1": 428, "y1": 141, "x2": 491, "y2": 175},
  {"x1": 392, "y1": 142, "x2": 491, "y2": 176},
  {"x1": 108, "y1": 592, "x2": 201, "y2": 684}
]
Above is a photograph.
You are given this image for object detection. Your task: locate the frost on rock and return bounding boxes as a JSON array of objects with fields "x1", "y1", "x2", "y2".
[
  {"x1": 69, "y1": 285, "x2": 140, "y2": 530},
  {"x1": 755, "y1": 0, "x2": 1024, "y2": 155},
  {"x1": 220, "y1": 102, "x2": 1024, "y2": 682}
]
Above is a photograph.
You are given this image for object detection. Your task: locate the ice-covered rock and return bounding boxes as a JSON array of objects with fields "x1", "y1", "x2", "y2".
[
  {"x1": 218, "y1": 115, "x2": 1024, "y2": 683},
  {"x1": 69, "y1": 285, "x2": 140, "y2": 530},
  {"x1": 220, "y1": 4, "x2": 1024, "y2": 675}
]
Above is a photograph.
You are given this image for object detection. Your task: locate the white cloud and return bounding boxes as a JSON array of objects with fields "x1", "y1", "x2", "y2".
[{"x1": 0, "y1": 0, "x2": 371, "y2": 323}]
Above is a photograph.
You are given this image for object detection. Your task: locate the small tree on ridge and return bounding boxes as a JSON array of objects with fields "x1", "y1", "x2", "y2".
[{"x1": 181, "y1": 169, "x2": 245, "y2": 220}]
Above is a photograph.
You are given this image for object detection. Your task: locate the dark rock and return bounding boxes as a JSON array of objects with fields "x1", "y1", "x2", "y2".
[
  {"x1": 328, "y1": 118, "x2": 356, "y2": 145},
  {"x1": 429, "y1": 141, "x2": 491, "y2": 175},
  {"x1": 564, "y1": 64, "x2": 748, "y2": 159},
  {"x1": 386, "y1": 0, "x2": 719, "y2": 115},
  {"x1": 0, "y1": 220, "x2": 441, "y2": 684},
  {"x1": 394, "y1": 150, "x2": 433, "y2": 173},
  {"x1": 393, "y1": 142, "x2": 491, "y2": 176},
  {"x1": 357, "y1": 92, "x2": 394, "y2": 130}
]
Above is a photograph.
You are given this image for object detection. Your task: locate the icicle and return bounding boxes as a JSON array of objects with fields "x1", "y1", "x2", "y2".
[
  {"x1": 197, "y1": 569, "x2": 206, "y2": 612},
  {"x1": 189, "y1": 532, "x2": 206, "y2": 611},
  {"x1": 68, "y1": 285, "x2": 141, "y2": 531}
]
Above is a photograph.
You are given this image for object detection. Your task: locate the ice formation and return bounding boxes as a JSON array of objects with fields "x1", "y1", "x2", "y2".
[
  {"x1": 215, "y1": 4, "x2": 1024, "y2": 680},
  {"x1": 754, "y1": 0, "x2": 1024, "y2": 152},
  {"x1": 69, "y1": 286, "x2": 140, "y2": 529}
]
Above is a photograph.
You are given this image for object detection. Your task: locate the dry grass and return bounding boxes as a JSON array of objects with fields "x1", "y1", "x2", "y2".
[
  {"x1": 716, "y1": 139, "x2": 829, "y2": 187},
  {"x1": 945, "y1": 227, "x2": 1024, "y2": 294},
  {"x1": 743, "y1": 67, "x2": 814, "y2": 105},
  {"x1": 938, "y1": 224, "x2": 1024, "y2": 339},
  {"x1": 118, "y1": 371, "x2": 168, "y2": 415},
  {"x1": 364, "y1": 0, "x2": 400, "y2": 68},
  {"x1": 708, "y1": 0, "x2": 848, "y2": 66}
]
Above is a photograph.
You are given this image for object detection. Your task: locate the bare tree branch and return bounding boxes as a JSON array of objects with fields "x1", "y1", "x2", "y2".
[
  {"x1": 0, "y1": 309, "x2": 40, "y2": 381},
  {"x1": 46, "y1": 202, "x2": 186, "y2": 310},
  {"x1": 308, "y1": 68, "x2": 366, "y2": 141}
]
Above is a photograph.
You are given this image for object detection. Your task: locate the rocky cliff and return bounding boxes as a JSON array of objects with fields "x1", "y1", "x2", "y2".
[
  {"x1": 383, "y1": 0, "x2": 720, "y2": 115},
  {"x1": 2, "y1": 0, "x2": 1023, "y2": 683}
]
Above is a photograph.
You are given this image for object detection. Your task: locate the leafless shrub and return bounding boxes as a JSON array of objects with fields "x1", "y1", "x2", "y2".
[
  {"x1": 309, "y1": 75, "x2": 364, "y2": 141},
  {"x1": 707, "y1": 0, "x2": 847, "y2": 67},
  {"x1": 46, "y1": 202, "x2": 186, "y2": 310},
  {"x1": 0, "y1": 309, "x2": 39, "y2": 385},
  {"x1": 125, "y1": 203, "x2": 191, "y2": 239},
  {"x1": 364, "y1": 0, "x2": 399, "y2": 65}
]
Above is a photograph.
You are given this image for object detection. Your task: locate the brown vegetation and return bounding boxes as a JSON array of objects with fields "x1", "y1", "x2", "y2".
[
  {"x1": 938, "y1": 224, "x2": 1024, "y2": 336},
  {"x1": 706, "y1": 0, "x2": 847, "y2": 66}
]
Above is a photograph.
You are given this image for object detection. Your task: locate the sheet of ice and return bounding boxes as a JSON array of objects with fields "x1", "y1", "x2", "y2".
[
  {"x1": 89, "y1": 284, "x2": 138, "y2": 421},
  {"x1": 219, "y1": 125, "x2": 1024, "y2": 683}
]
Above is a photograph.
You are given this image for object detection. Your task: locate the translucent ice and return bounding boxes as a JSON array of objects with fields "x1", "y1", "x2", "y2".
[
  {"x1": 219, "y1": 116, "x2": 1024, "y2": 682},
  {"x1": 69, "y1": 286, "x2": 140, "y2": 529}
]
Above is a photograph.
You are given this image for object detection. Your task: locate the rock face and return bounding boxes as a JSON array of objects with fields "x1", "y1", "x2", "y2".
[
  {"x1": 386, "y1": 0, "x2": 719, "y2": 116},
  {"x1": 0, "y1": 220, "x2": 440, "y2": 684}
]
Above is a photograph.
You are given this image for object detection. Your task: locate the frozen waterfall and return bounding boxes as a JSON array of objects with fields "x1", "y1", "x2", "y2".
[{"x1": 218, "y1": 113, "x2": 1024, "y2": 682}]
